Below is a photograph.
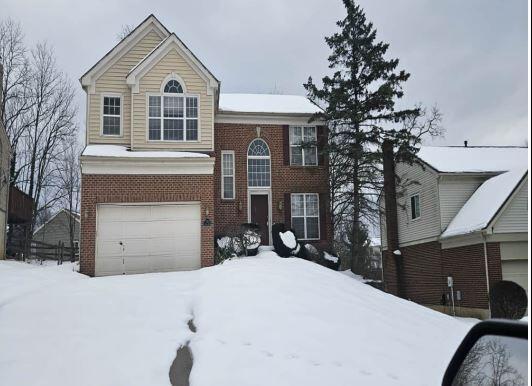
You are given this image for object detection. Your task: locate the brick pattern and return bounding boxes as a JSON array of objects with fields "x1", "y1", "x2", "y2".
[
  {"x1": 383, "y1": 241, "x2": 502, "y2": 309},
  {"x1": 213, "y1": 123, "x2": 332, "y2": 249},
  {"x1": 80, "y1": 174, "x2": 214, "y2": 276}
]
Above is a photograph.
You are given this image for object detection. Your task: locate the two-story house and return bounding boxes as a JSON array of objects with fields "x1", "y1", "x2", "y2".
[
  {"x1": 79, "y1": 15, "x2": 331, "y2": 276},
  {"x1": 380, "y1": 144, "x2": 528, "y2": 318}
]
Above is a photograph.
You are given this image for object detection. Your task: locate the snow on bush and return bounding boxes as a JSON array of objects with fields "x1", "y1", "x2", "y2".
[
  {"x1": 323, "y1": 252, "x2": 338, "y2": 263},
  {"x1": 279, "y1": 231, "x2": 296, "y2": 249},
  {"x1": 304, "y1": 243, "x2": 319, "y2": 261}
]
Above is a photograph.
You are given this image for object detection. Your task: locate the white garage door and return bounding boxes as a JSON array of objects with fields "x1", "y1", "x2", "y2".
[
  {"x1": 502, "y1": 260, "x2": 528, "y2": 294},
  {"x1": 95, "y1": 203, "x2": 201, "y2": 276}
]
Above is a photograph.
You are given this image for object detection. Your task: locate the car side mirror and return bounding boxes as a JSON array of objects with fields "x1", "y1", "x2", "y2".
[{"x1": 442, "y1": 320, "x2": 528, "y2": 386}]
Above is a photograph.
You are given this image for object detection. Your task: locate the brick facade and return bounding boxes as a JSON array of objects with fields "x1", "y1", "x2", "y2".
[
  {"x1": 80, "y1": 174, "x2": 214, "y2": 276},
  {"x1": 383, "y1": 241, "x2": 502, "y2": 311},
  {"x1": 213, "y1": 123, "x2": 332, "y2": 249}
]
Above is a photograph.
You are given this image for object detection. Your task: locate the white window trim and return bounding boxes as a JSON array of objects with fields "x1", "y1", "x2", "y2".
[
  {"x1": 100, "y1": 93, "x2": 123, "y2": 137},
  {"x1": 247, "y1": 139, "x2": 271, "y2": 188},
  {"x1": 146, "y1": 92, "x2": 201, "y2": 143},
  {"x1": 221, "y1": 150, "x2": 235, "y2": 200},
  {"x1": 410, "y1": 193, "x2": 421, "y2": 220},
  {"x1": 291, "y1": 193, "x2": 320, "y2": 240},
  {"x1": 289, "y1": 125, "x2": 318, "y2": 166}
]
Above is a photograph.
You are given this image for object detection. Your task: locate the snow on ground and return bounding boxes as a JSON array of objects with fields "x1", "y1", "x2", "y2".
[{"x1": 1, "y1": 252, "x2": 473, "y2": 385}]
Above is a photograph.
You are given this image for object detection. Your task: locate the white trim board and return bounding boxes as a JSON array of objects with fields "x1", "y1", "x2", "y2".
[{"x1": 81, "y1": 156, "x2": 214, "y2": 175}]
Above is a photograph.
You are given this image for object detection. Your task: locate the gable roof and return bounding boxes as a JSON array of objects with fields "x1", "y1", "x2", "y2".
[
  {"x1": 440, "y1": 168, "x2": 528, "y2": 239},
  {"x1": 126, "y1": 33, "x2": 219, "y2": 95},
  {"x1": 218, "y1": 94, "x2": 322, "y2": 115},
  {"x1": 416, "y1": 146, "x2": 527, "y2": 173},
  {"x1": 80, "y1": 14, "x2": 170, "y2": 93},
  {"x1": 33, "y1": 209, "x2": 80, "y2": 236}
]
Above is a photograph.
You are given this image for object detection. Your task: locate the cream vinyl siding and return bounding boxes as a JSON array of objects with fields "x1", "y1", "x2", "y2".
[
  {"x1": 87, "y1": 30, "x2": 164, "y2": 144},
  {"x1": 131, "y1": 49, "x2": 213, "y2": 150},
  {"x1": 492, "y1": 176, "x2": 528, "y2": 234},
  {"x1": 438, "y1": 175, "x2": 487, "y2": 231},
  {"x1": 395, "y1": 162, "x2": 441, "y2": 245}
]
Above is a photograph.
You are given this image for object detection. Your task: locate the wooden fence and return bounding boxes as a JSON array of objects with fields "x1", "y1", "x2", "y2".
[{"x1": 8, "y1": 238, "x2": 78, "y2": 264}]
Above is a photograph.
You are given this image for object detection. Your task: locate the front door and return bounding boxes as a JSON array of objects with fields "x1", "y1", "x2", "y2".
[{"x1": 250, "y1": 194, "x2": 269, "y2": 245}]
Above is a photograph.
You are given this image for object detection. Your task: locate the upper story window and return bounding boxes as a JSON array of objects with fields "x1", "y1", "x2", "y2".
[
  {"x1": 247, "y1": 139, "x2": 270, "y2": 187},
  {"x1": 148, "y1": 78, "x2": 198, "y2": 141},
  {"x1": 290, "y1": 126, "x2": 317, "y2": 166},
  {"x1": 410, "y1": 194, "x2": 420, "y2": 220},
  {"x1": 102, "y1": 95, "x2": 121, "y2": 136}
]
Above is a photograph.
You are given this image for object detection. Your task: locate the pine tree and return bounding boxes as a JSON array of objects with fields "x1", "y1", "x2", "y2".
[{"x1": 305, "y1": 0, "x2": 442, "y2": 273}]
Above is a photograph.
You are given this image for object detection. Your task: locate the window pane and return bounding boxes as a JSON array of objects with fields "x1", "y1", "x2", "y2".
[
  {"x1": 163, "y1": 119, "x2": 184, "y2": 140},
  {"x1": 292, "y1": 217, "x2": 305, "y2": 239},
  {"x1": 290, "y1": 126, "x2": 302, "y2": 145},
  {"x1": 303, "y1": 126, "x2": 316, "y2": 142},
  {"x1": 223, "y1": 176, "x2": 234, "y2": 199},
  {"x1": 103, "y1": 97, "x2": 120, "y2": 116},
  {"x1": 247, "y1": 158, "x2": 270, "y2": 187},
  {"x1": 411, "y1": 195, "x2": 420, "y2": 219},
  {"x1": 103, "y1": 116, "x2": 120, "y2": 135},
  {"x1": 186, "y1": 97, "x2": 198, "y2": 118},
  {"x1": 149, "y1": 119, "x2": 161, "y2": 140},
  {"x1": 164, "y1": 79, "x2": 183, "y2": 94},
  {"x1": 186, "y1": 119, "x2": 198, "y2": 141},
  {"x1": 248, "y1": 139, "x2": 270, "y2": 156},
  {"x1": 304, "y1": 147, "x2": 317, "y2": 166},
  {"x1": 305, "y1": 194, "x2": 319, "y2": 216},
  {"x1": 222, "y1": 153, "x2": 233, "y2": 176},
  {"x1": 291, "y1": 146, "x2": 303, "y2": 165},
  {"x1": 149, "y1": 96, "x2": 161, "y2": 117},
  {"x1": 306, "y1": 217, "x2": 319, "y2": 239},
  {"x1": 291, "y1": 194, "x2": 305, "y2": 216},
  {"x1": 164, "y1": 96, "x2": 183, "y2": 118}
]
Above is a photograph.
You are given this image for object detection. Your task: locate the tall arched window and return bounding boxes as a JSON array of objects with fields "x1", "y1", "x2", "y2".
[
  {"x1": 148, "y1": 77, "x2": 198, "y2": 142},
  {"x1": 247, "y1": 139, "x2": 270, "y2": 187}
]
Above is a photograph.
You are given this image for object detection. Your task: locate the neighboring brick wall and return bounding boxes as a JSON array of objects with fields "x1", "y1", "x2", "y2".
[
  {"x1": 442, "y1": 243, "x2": 502, "y2": 309},
  {"x1": 213, "y1": 123, "x2": 332, "y2": 249},
  {"x1": 383, "y1": 241, "x2": 502, "y2": 310},
  {"x1": 80, "y1": 174, "x2": 214, "y2": 276}
]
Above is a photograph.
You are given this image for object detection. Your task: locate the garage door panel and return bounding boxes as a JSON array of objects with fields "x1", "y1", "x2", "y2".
[
  {"x1": 502, "y1": 260, "x2": 528, "y2": 294},
  {"x1": 95, "y1": 204, "x2": 201, "y2": 276}
]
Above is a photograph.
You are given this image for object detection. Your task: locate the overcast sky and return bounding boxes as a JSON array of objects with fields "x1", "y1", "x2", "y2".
[{"x1": 3, "y1": 0, "x2": 529, "y2": 146}]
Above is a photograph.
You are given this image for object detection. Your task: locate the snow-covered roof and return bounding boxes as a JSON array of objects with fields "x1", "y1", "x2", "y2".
[
  {"x1": 82, "y1": 145, "x2": 210, "y2": 158},
  {"x1": 441, "y1": 168, "x2": 528, "y2": 239},
  {"x1": 416, "y1": 146, "x2": 527, "y2": 173},
  {"x1": 218, "y1": 93, "x2": 322, "y2": 115}
]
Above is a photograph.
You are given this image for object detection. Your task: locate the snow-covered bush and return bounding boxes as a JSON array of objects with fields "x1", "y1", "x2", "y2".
[
  {"x1": 489, "y1": 280, "x2": 528, "y2": 319},
  {"x1": 304, "y1": 243, "x2": 319, "y2": 261},
  {"x1": 215, "y1": 224, "x2": 262, "y2": 263},
  {"x1": 240, "y1": 223, "x2": 261, "y2": 256},
  {"x1": 272, "y1": 223, "x2": 299, "y2": 257},
  {"x1": 319, "y1": 251, "x2": 340, "y2": 271}
]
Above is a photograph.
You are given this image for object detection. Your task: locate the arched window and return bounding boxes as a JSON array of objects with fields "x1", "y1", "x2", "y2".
[
  {"x1": 247, "y1": 139, "x2": 270, "y2": 187},
  {"x1": 163, "y1": 79, "x2": 183, "y2": 94}
]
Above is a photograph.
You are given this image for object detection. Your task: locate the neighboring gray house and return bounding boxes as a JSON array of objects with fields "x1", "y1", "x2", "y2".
[
  {"x1": 380, "y1": 145, "x2": 528, "y2": 318},
  {"x1": 33, "y1": 209, "x2": 80, "y2": 257}
]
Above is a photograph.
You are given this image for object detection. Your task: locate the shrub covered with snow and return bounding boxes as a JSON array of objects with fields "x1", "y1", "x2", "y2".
[
  {"x1": 304, "y1": 243, "x2": 319, "y2": 261},
  {"x1": 272, "y1": 223, "x2": 299, "y2": 257},
  {"x1": 240, "y1": 223, "x2": 261, "y2": 256},
  {"x1": 489, "y1": 280, "x2": 528, "y2": 319},
  {"x1": 318, "y1": 250, "x2": 340, "y2": 271}
]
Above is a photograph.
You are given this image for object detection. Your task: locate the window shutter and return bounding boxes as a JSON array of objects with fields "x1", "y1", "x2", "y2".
[
  {"x1": 284, "y1": 193, "x2": 291, "y2": 228},
  {"x1": 319, "y1": 193, "x2": 327, "y2": 241},
  {"x1": 283, "y1": 125, "x2": 290, "y2": 165},
  {"x1": 317, "y1": 125, "x2": 327, "y2": 166}
]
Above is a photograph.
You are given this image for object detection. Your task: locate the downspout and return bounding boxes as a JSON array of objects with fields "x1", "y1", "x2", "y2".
[{"x1": 482, "y1": 232, "x2": 491, "y2": 318}]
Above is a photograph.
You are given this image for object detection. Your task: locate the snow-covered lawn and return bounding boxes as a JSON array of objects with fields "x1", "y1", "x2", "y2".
[{"x1": 0, "y1": 251, "x2": 474, "y2": 385}]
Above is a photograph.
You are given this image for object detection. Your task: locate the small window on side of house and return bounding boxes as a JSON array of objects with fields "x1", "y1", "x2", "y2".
[
  {"x1": 410, "y1": 194, "x2": 420, "y2": 220},
  {"x1": 102, "y1": 95, "x2": 121, "y2": 136}
]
